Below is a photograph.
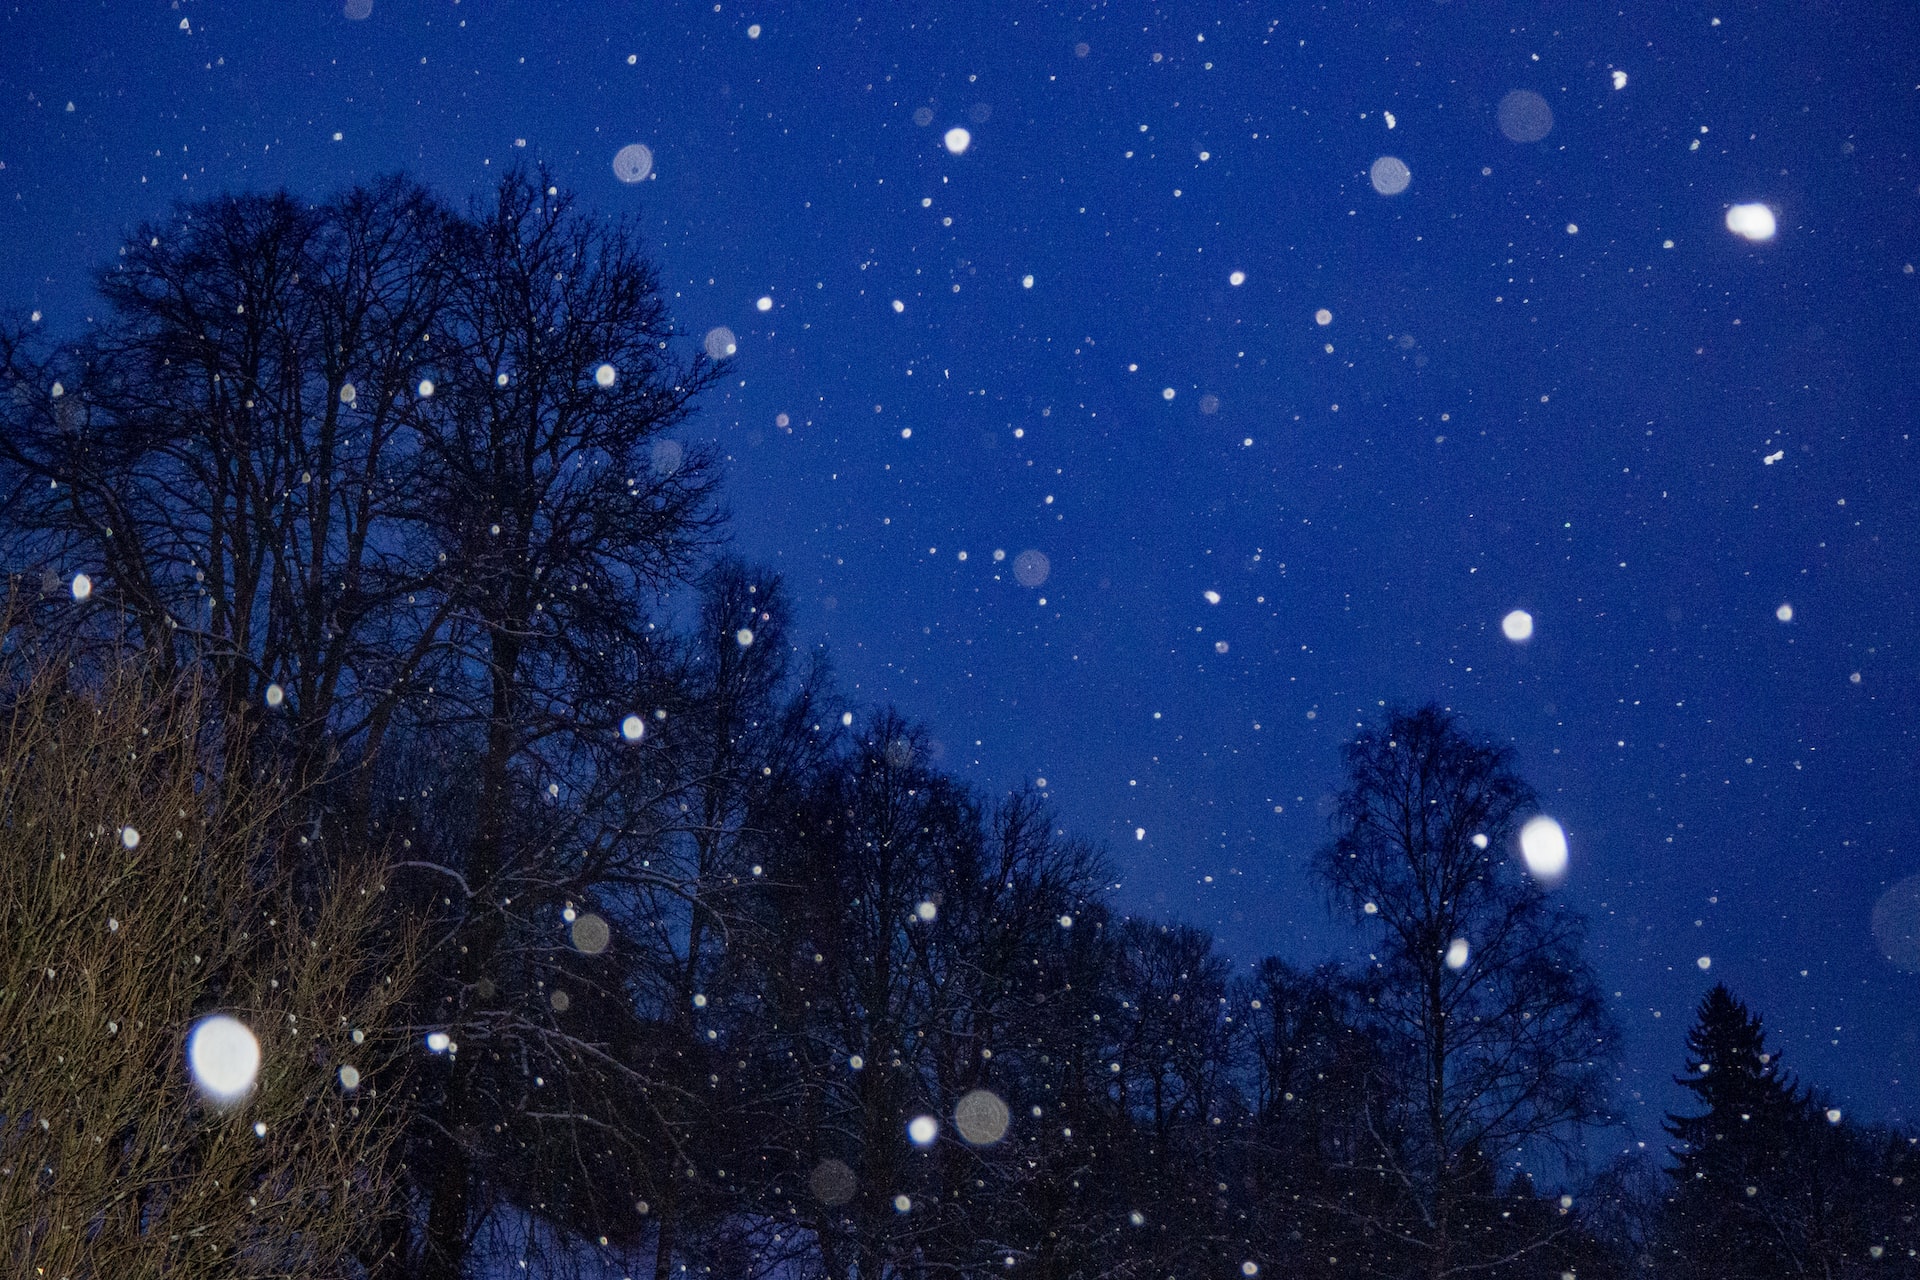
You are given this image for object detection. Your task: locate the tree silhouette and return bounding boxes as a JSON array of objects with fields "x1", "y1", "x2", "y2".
[
  {"x1": 1313, "y1": 704, "x2": 1616, "y2": 1280},
  {"x1": 1655, "y1": 983, "x2": 1913, "y2": 1280}
]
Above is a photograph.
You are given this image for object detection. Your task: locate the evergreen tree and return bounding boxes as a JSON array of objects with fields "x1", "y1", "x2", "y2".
[{"x1": 1658, "y1": 984, "x2": 1823, "y2": 1279}]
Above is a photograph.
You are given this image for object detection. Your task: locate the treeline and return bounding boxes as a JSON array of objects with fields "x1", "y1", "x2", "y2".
[{"x1": 0, "y1": 171, "x2": 1913, "y2": 1279}]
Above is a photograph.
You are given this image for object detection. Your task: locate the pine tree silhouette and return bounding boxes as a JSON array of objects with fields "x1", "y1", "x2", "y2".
[{"x1": 1658, "y1": 984, "x2": 1814, "y2": 1279}]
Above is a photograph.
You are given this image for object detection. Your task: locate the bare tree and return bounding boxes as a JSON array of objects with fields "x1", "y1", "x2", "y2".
[
  {"x1": 0, "y1": 178, "x2": 453, "y2": 821},
  {"x1": 1313, "y1": 704, "x2": 1616, "y2": 1280},
  {"x1": 399, "y1": 167, "x2": 721, "y2": 1280},
  {"x1": 0, "y1": 640, "x2": 418, "y2": 1277}
]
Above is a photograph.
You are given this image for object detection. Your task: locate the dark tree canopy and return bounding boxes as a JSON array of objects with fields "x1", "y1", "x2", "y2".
[
  {"x1": 5, "y1": 175, "x2": 1913, "y2": 1280},
  {"x1": 1315, "y1": 704, "x2": 1617, "y2": 1280}
]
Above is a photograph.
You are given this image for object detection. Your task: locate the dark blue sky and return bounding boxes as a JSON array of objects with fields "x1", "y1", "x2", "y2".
[{"x1": 5, "y1": 0, "x2": 1918, "y2": 1139}]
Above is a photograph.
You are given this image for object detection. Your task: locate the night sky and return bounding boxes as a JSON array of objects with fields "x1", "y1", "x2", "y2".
[{"x1": 5, "y1": 0, "x2": 1918, "y2": 1139}]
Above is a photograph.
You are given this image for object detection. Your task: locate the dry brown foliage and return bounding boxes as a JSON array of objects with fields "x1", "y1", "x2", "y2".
[{"x1": 0, "y1": 655, "x2": 417, "y2": 1277}]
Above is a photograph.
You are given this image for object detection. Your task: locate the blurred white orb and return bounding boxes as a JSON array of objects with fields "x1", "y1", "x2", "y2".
[
  {"x1": 1497, "y1": 90, "x2": 1554, "y2": 143},
  {"x1": 1726, "y1": 203, "x2": 1777, "y2": 242},
  {"x1": 1058, "y1": 914, "x2": 1073, "y2": 928},
  {"x1": 736, "y1": 627, "x2": 754, "y2": 647},
  {"x1": 1471, "y1": 832, "x2": 1490, "y2": 850},
  {"x1": 266, "y1": 682, "x2": 285, "y2": 707},
  {"x1": 339, "y1": 1064, "x2": 361, "y2": 1090},
  {"x1": 120, "y1": 826, "x2": 140, "y2": 850},
  {"x1": 594, "y1": 363, "x2": 617, "y2": 388},
  {"x1": 1229, "y1": 270, "x2": 1246, "y2": 286},
  {"x1": 1871, "y1": 874, "x2": 1920, "y2": 972},
  {"x1": 915, "y1": 900, "x2": 937, "y2": 922},
  {"x1": 1775, "y1": 603, "x2": 1793, "y2": 623},
  {"x1": 809, "y1": 1158, "x2": 857, "y2": 1205},
  {"x1": 612, "y1": 143, "x2": 654, "y2": 184},
  {"x1": 71, "y1": 572, "x2": 92, "y2": 601},
  {"x1": 1612, "y1": 70, "x2": 1628, "y2": 90},
  {"x1": 1022, "y1": 274, "x2": 1034, "y2": 289},
  {"x1": 1697, "y1": 955, "x2": 1712, "y2": 970},
  {"x1": 426, "y1": 1031, "x2": 451, "y2": 1053},
  {"x1": 1445, "y1": 938, "x2": 1470, "y2": 970},
  {"x1": 907, "y1": 1114, "x2": 939, "y2": 1145},
  {"x1": 1314, "y1": 308, "x2": 1332, "y2": 326},
  {"x1": 417, "y1": 378, "x2": 434, "y2": 398},
  {"x1": 1370, "y1": 155, "x2": 1411, "y2": 196},
  {"x1": 756, "y1": 295, "x2": 773, "y2": 311},
  {"x1": 1502, "y1": 609, "x2": 1534, "y2": 642},
  {"x1": 1826, "y1": 1108, "x2": 1843, "y2": 1124},
  {"x1": 188, "y1": 1015, "x2": 261, "y2": 1102},
  {"x1": 955, "y1": 1088, "x2": 1010, "y2": 1144},
  {"x1": 571, "y1": 911, "x2": 611, "y2": 955},
  {"x1": 621, "y1": 714, "x2": 646, "y2": 741},
  {"x1": 1012, "y1": 549, "x2": 1050, "y2": 587},
  {"x1": 1519, "y1": 816, "x2": 1569, "y2": 881},
  {"x1": 944, "y1": 127, "x2": 971, "y2": 155},
  {"x1": 704, "y1": 327, "x2": 737, "y2": 360},
  {"x1": 339, "y1": 383, "x2": 356, "y2": 405}
]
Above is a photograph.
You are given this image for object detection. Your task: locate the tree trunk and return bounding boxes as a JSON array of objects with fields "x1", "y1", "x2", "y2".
[{"x1": 652, "y1": 1180, "x2": 679, "y2": 1280}]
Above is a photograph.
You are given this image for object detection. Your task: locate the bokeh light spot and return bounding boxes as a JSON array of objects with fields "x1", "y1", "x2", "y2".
[
  {"x1": 571, "y1": 911, "x2": 612, "y2": 955},
  {"x1": 1727, "y1": 203, "x2": 1777, "y2": 242},
  {"x1": 1497, "y1": 90, "x2": 1554, "y2": 142},
  {"x1": 955, "y1": 1088, "x2": 1011, "y2": 1145},
  {"x1": 1370, "y1": 155, "x2": 1411, "y2": 195},
  {"x1": 612, "y1": 143, "x2": 654, "y2": 184},
  {"x1": 1012, "y1": 550, "x2": 1050, "y2": 587},
  {"x1": 1519, "y1": 816, "x2": 1569, "y2": 882},
  {"x1": 188, "y1": 1015, "x2": 261, "y2": 1103}
]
